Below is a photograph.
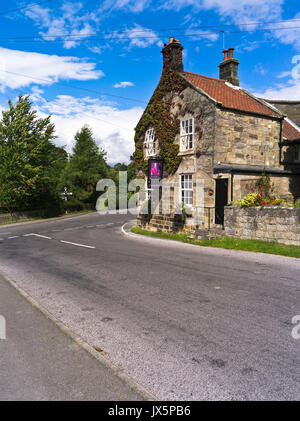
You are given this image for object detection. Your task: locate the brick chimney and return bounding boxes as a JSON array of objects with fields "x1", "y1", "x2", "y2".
[
  {"x1": 219, "y1": 47, "x2": 239, "y2": 86},
  {"x1": 161, "y1": 37, "x2": 184, "y2": 72}
]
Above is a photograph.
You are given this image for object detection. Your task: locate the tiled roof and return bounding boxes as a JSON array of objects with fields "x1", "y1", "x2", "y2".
[
  {"x1": 182, "y1": 71, "x2": 300, "y2": 141},
  {"x1": 182, "y1": 71, "x2": 281, "y2": 118},
  {"x1": 282, "y1": 119, "x2": 300, "y2": 141}
]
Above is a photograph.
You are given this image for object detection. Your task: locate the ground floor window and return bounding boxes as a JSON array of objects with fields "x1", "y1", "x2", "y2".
[{"x1": 181, "y1": 174, "x2": 193, "y2": 206}]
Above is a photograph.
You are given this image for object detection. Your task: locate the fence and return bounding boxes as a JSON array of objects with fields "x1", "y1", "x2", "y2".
[{"x1": 0, "y1": 203, "x2": 95, "y2": 225}]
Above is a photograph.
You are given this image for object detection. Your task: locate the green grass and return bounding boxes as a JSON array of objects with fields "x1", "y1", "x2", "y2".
[{"x1": 131, "y1": 226, "x2": 300, "y2": 258}]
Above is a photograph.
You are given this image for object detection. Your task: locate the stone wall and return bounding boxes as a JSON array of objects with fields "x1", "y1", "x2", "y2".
[
  {"x1": 224, "y1": 206, "x2": 300, "y2": 246},
  {"x1": 266, "y1": 100, "x2": 300, "y2": 127},
  {"x1": 214, "y1": 109, "x2": 281, "y2": 168},
  {"x1": 137, "y1": 214, "x2": 195, "y2": 234}
]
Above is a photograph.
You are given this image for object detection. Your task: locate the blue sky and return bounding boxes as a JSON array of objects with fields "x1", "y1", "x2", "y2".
[{"x1": 0, "y1": 0, "x2": 299, "y2": 164}]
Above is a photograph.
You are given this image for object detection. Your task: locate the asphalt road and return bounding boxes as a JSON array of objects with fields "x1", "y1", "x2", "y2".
[
  {"x1": 0, "y1": 211, "x2": 299, "y2": 400},
  {"x1": 0, "y1": 268, "x2": 146, "y2": 400}
]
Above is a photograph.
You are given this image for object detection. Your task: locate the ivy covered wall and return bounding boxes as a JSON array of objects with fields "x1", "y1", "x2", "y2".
[{"x1": 134, "y1": 70, "x2": 188, "y2": 175}]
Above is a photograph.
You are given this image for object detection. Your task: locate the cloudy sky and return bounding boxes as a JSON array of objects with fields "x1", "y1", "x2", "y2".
[{"x1": 0, "y1": 0, "x2": 299, "y2": 164}]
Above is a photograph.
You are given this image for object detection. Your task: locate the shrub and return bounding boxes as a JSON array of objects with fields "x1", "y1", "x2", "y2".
[
  {"x1": 233, "y1": 193, "x2": 258, "y2": 207},
  {"x1": 62, "y1": 198, "x2": 85, "y2": 213},
  {"x1": 295, "y1": 198, "x2": 300, "y2": 208},
  {"x1": 233, "y1": 172, "x2": 294, "y2": 208}
]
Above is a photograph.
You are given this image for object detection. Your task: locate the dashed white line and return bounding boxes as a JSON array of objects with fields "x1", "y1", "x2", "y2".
[
  {"x1": 60, "y1": 240, "x2": 96, "y2": 249},
  {"x1": 8, "y1": 236, "x2": 19, "y2": 239}
]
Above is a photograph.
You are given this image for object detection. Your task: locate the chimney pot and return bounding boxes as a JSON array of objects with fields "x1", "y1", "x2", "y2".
[
  {"x1": 161, "y1": 37, "x2": 184, "y2": 73},
  {"x1": 219, "y1": 47, "x2": 240, "y2": 86},
  {"x1": 223, "y1": 49, "x2": 229, "y2": 61}
]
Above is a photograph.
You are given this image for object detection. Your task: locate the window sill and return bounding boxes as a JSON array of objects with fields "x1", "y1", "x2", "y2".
[
  {"x1": 178, "y1": 150, "x2": 195, "y2": 156},
  {"x1": 145, "y1": 154, "x2": 160, "y2": 159}
]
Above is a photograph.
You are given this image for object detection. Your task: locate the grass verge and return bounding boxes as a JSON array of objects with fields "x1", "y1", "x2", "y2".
[
  {"x1": 0, "y1": 209, "x2": 95, "y2": 226},
  {"x1": 131, "y1": 226, "x2": 300, "y2": 258}
]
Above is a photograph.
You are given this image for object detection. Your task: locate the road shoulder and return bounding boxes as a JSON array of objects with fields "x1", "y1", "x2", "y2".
[{"x1": 0, "y1": 270, "x2": 156, "y2": 401}]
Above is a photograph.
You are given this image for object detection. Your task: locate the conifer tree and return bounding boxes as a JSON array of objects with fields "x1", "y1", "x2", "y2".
[{"x1": 60, "y1": 125, "x2": 108, "y2": 206}]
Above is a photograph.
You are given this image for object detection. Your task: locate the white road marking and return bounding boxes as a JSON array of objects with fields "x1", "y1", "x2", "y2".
[
  {"x1": 106, "y1": 223, "x2": 114, "y2": 226},
  {"x1": 8, "y1": 236, "x2": 19, "y2": 239},
  {"x1": 23, "y1": 233, "x2": 52, "y2": 240},
  {"x1": 60, "y1": 240, "x2": 96, "y2": 249}
]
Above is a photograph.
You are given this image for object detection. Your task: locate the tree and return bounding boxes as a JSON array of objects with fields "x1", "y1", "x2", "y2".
[
  {"x1": 0, "y1": 95, "x2": 67, "y2": 214},
  {"x1": 60, "y1": 125, "x2": 108, "y2": 207}
]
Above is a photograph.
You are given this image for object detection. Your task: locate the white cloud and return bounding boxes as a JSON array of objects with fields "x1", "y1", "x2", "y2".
[
  {"x1": 113, "y1": 81, "x2": 135, "y2": 88},
  {"x1": 25, "y1": 1, "x2": 100, "y2": 49},
  {"x1": 254, "y1": 63, "x2": 268, "y2": 75},
  {"x1": 0, "y1": 47, "x2": 103, "y2": 91},
  {"x1": 33, "y1": 94, "x2": 143, "y2": 164},
  {"x1": 272, "y1": 14, "x2": 300, "y2": 51},
  {"x1": 160, "y1": 0, "x2": 283, "y2": 25},
  {"x1": 186, "y1": 28, "x2": 219, "y2": 42},
  {"x1": 252, "y1": 54, "x2": 300, "y2": 100},
  {"x1": 115, "y1": 24, "x2": 163, "y2": 49},
  {"x1": 277, "y1": 70, "x2": 292, "y2": 78},
  {"x1": 101, "y1": 0, "x2": 150, "y2": 13},
  {"x1": 253, "y1": 81, "x2": 300, "y2": 100}
]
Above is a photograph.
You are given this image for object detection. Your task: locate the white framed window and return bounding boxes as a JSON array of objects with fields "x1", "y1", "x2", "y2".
[
  {"x1": 180, "y1": 118, "x2": 194, "y2": 152},
  {"x1": 294, "y1": 145, "x2": 300, "y2": 162},
  {"x1": 181, "y1": 174, "x2": 193, "y2": 206},
  {"x1": 144, "y1": 127, "x2": 158, "y2": 157}
]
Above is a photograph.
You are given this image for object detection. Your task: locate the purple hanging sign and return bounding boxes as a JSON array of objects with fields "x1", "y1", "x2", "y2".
[{"x1": 148, "y1": 159, "x2": 163, "y2": 188}]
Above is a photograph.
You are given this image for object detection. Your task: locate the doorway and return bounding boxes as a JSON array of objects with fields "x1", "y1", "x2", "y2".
[{"x1": 215, "y1": 178, "x2": 228, "y2": 225}]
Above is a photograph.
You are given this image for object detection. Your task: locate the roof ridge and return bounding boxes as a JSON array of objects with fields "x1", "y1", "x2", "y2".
[
  {"x1": 240, "y1": 91, "x2": 282, "y2": 117},
  {"x1": 183, "y1": 70, "x2": 225, "y2": 83},
  {"x1": 285, "y1": 116, "x2": 300, "y2": 132}
]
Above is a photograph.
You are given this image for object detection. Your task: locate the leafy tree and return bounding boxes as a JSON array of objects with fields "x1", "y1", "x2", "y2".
[
  {"x1": 60, "y1": 125, "x2": 108, "y2": 207},
  {"x1": 0, "y1": 95, "x2": 67, "y2": 215}
]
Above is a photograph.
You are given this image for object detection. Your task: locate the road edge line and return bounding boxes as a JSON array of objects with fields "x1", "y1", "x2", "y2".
[{"x1": 0, "y1": 270, "x2": 157, "y2": 401}]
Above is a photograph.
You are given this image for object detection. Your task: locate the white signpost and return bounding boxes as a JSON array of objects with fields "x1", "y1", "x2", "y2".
[{"x1": 60, "y1": 187, "x2": 73, "y2": 214}]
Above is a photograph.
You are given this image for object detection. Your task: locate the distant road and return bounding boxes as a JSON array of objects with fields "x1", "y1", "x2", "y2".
[{"x1": 0, "y1": 211, "x2": 299, "y2": 400}]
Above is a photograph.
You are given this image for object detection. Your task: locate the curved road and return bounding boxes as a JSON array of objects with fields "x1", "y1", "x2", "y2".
[{"x1": 0, "y1": 211, "x2": 299, "y2": 400}]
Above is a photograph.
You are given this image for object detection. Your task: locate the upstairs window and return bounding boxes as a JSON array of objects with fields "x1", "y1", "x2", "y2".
[
  {"x1": 180, "y1": 118, "x2": 194, "y2": 152},
  {"x1": 294, "y1": 145, "x2": 300, "y2": 162},
  {"x1": 144, "y1": 128, "x2": 158, "y2": 157},
  {"x1": 181, "y1": 174, "x2": 193, "y2": 206}
]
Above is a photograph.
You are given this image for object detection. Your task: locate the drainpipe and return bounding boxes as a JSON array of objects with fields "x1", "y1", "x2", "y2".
[{"x1": 279, "y1": 117, "x2": 284, "y2": 165}]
